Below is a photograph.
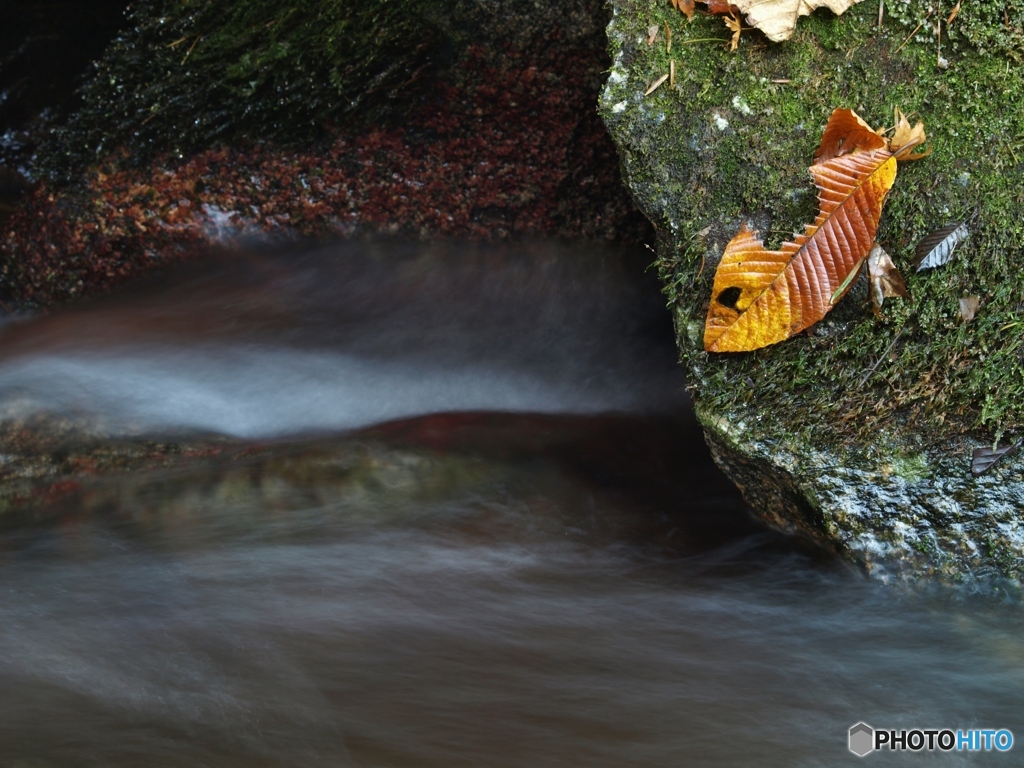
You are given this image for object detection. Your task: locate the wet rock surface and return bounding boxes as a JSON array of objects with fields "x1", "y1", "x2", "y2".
[
  {"x1": 703, "y1": 423, "x2": 1024, "y2": 591},
  {"x1": 0, "y1": 410, "x2": 759, "y2": 563},
  {"x1": 601, "y1": 0, "x2": 1024, "y2": 590}
]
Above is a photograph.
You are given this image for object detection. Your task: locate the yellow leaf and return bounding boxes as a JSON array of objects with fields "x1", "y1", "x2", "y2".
[{"x1": 704, "y1": 149, "x2": 897, "y2": 352}]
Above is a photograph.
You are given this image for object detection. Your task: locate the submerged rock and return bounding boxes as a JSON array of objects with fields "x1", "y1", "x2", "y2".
[{"x1": 601, "y1": 0, "x2": 1024, "y2": 591}]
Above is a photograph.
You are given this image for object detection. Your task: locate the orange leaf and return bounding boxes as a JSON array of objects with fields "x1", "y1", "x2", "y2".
[
  {"x1": 676, "y1": 0, "x2": 696, "y2": 20},
  {"x1": 704, "y1": 148, "x2": 897, "y2": 352},
  {"x1": 813, "y1": 108, "x2": 886, "y2": 164},
  {"x1": 706, "y1": 0, "x2": 740, "y2": 13}
]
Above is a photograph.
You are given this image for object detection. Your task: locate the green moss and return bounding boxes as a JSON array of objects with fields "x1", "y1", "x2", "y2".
[
  {"x1": 602, "y1": 0, "x2": 1024, "y2": 455},
  {"x1": 890, "y1": 453, "x2": 930, "y2": 482},
  {"x1": 40, "y1": 0, "x2": 442, "y2": 179}
]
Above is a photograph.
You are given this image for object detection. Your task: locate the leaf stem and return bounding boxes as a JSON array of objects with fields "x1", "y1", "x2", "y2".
[
  {"x1": 1005, "y1": 141, "x2": 1020, "y2": 165},
  {"x1": 894, "y1": 11, "x2": 934, "y2": 55},
  {"x1": 857, "y1": 328, "x2": 904, "y2": 388}
]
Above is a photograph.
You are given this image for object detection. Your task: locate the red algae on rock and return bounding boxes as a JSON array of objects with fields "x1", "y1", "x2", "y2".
[{"x1": 1, "y1": 43, "x2": 649, "y2": 308}]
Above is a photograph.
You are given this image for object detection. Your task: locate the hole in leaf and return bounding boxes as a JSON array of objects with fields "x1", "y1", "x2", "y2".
[{"x1": 716, "y1": 286, "x2": 742, "y2": 309}]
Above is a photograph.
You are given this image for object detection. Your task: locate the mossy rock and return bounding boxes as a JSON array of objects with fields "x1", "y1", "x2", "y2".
[
  {"x1": 38, "y1": 0, "x2": 445, "y2": 180},
  {"x1": 38, "y1": 0, "x2": 611, "y2": 181},
  {"x1": 601, "y1": 0, "x2": 1024, "y2": 590}
]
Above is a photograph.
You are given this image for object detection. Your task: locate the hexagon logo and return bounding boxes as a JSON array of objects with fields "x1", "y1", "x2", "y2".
[{"x1": 849, "y1": 722, "x2": 874, "y2": 757}]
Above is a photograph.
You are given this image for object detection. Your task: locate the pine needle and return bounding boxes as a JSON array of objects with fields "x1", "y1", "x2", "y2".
[{"x1": 894, "y1": 11, "x2": 933, "y2": 55}]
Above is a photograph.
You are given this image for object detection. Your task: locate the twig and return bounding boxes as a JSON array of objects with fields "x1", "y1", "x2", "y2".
[
  {"x1": 1006, "y1": 140, "x2": 1020, "y2": 165},
  {"x1": 665, "y1": 20, "x2": 672, "y2": 53},
  {"x1": 894, "y1": 11, "x2": 934, "y2": 55},
  {"x1": 182, "y1": 35, "x2": 201, "y2": 64},
  {"x1": 857, "y1": 328, "x2": 904, "y2": 388},
  {"x1": 878, "y1": 0, "x2": 884, "y2": 28},
  {"x1": 681, "y1": 38, "x2": 732, "y2": 45},
  {"x1": 644, "y1": 73, "x2": 670, "y2": 96},
  {"x1": 670, "y1": 59, "x2": 676, "y2": 87}
]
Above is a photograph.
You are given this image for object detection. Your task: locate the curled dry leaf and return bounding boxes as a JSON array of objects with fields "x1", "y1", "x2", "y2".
[
  {"x1": 724, "y1": 12, "x2": 743, "y2": 51},
  {"x1": 888, "y1": 108, "x2": 931, "y2": 160},
  {"x1": 914, "y1": 221, "x2": 969, "y2": 271},
  {"x1": 959, "y1": 295, "x2": 980, "y2": 323},
  {"x1": 867, "y1": 244, "x2": 909, "y2": 315},
  {"x1": 971, "y1": 439, "x2": 1022, "y2": 476},
  {"x1": 704, "y1": 107, "x2": 927, "y2": 353}
]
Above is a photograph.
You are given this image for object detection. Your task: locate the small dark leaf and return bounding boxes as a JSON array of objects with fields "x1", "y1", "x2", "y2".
[
  {"x1": 914, "y1": 221, "x2": 969, "y2": 272},
  {"x1": 971, "y1": 439, "x2": 1022, "y2": 476}
]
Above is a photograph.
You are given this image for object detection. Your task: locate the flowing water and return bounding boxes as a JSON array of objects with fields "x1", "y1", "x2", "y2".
[{"x1": 0, "y1": 240, "x2": 1022, "y2": 767}]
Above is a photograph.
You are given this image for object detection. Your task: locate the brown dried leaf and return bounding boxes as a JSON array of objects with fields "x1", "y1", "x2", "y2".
[
  {"x1": 867, "y1": 244, "x2": 909, "y2": 315},
  {"x1": 959, "y1": 295, "x2": 980, "y2": 323},
  {"x1": 814, "y1": 109, "x2": 886, "y2": 164},
  {"x1": 731, "y1": 0, "x2": 864, "y2": 42}
]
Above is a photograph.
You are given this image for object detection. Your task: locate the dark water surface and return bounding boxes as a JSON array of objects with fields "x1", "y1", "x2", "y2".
[{"x1": 0, "y1": 242, "x2": 1022, "y2": 766}]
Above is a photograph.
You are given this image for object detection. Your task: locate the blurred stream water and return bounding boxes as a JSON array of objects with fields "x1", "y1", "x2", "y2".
[{"x1": 0, "y1": 240, "x2": 1022, "y2": 766}]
